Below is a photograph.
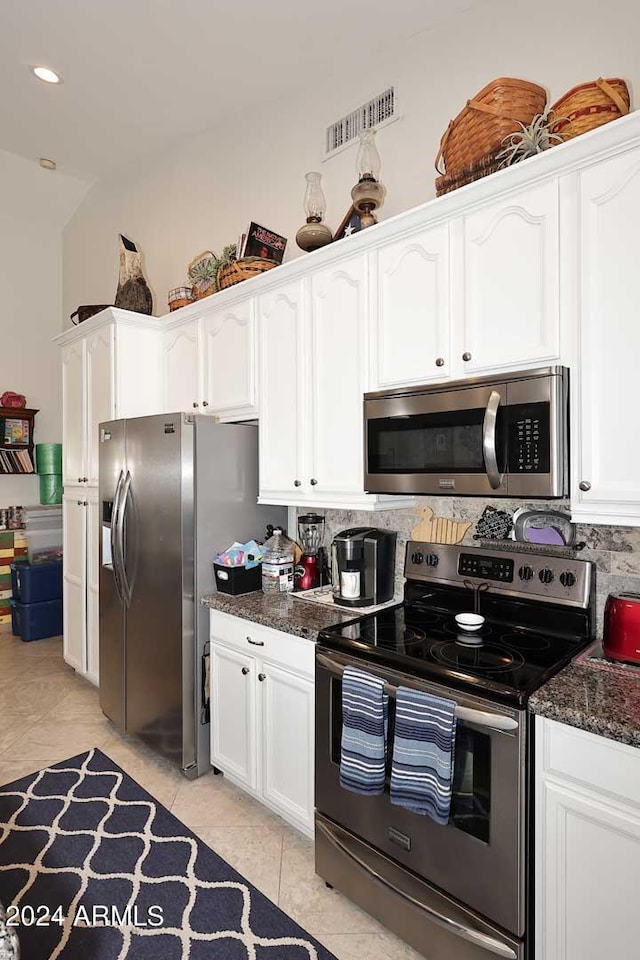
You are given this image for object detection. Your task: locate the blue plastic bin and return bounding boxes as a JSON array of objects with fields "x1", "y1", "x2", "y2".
[
  {"x1": 11, "y1": 598, "x2": 63, "y2": 642},
  {"x1": 10, "y1": 561, "x2": 62, "y2": 603}
]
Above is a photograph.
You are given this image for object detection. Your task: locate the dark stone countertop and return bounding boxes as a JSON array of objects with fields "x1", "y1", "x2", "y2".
[
  {"x1": 530, "y1": 645, "x2": 640, "y2": 748},
  {"x1": 201, "y1": 590, "x2": 358, "y2": 641}
]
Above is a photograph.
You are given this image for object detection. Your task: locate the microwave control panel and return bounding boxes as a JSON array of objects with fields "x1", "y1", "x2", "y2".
[{"x1": 509, "y1": 403, "x2": 550, "y2": 473}]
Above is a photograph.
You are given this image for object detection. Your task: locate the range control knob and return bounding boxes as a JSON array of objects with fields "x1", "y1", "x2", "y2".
[
  {"x1": 426, "y1": 554, "x2": 439, "y2": 567},
  {"x1": 411, "y1": 551, "x2": 424, "y2": 565},
  {"x1": 560, "y1": 571, "x2": 576, "y2": 588},
  {"x1": 518, "y1": 565, "x2": 534, "y2": 581},
  {"x1": 539, "y1": 568, "x2": 555, "y2": 585}
]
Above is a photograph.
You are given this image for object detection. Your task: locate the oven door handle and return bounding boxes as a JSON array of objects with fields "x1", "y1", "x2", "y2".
[
  {"x1": 316, "y1": 818, "x2": 517, "y2": 959},
  {"x1": 317, "y1": 653, "x2": 518, "y2": 732},
  {"x1": 483, "y1": 389, "x2": 503, "y2": 490}
]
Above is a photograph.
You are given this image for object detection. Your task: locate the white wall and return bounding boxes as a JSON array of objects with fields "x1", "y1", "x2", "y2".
[
  {"x1": 63, "y1": 0, "x2": 640, "y2": 320},
  {"x1": 0, "y1": 152, "x2": 90, "y2": 508}
]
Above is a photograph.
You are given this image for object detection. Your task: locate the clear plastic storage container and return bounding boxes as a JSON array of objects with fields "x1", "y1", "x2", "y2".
[{"x1": 262, "y1": 527, "x2": 294, "y2": 594}]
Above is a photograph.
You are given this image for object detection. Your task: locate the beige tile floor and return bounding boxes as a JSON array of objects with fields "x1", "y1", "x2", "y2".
[{"x1": 0, "y1": 629, "x2": 423, "y2": 960}]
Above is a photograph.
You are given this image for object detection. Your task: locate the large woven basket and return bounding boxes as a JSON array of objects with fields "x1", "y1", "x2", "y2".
[
  {"x1": 549, "y1": 77, "x2": 630, "y2": 141},
  {"x1": 216, "y1": 257, "x2": 278, "y2": 291},
  {"x1": 435, "y1": 151, "x2": 503, "y2": 197},
  {"x1": 436, "y1": 77, "x2": 547, "y2": 176}
]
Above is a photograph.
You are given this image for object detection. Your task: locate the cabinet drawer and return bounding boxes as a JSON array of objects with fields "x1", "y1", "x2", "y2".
[
  {"x1": 209, "y1": 610, "x2": 315, "y2": 679},
  {"x1": 539, "y1": 717, "x2": 640, "y2": 809}
]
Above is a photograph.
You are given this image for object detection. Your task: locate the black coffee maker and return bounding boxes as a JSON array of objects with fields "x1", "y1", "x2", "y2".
[{"x1": 331, "y1": 527, "x2": 397, "y2": 607}]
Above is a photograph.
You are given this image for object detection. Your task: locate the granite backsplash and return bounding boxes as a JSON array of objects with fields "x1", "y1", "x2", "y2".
[{"x1": 299, "y1": 498, "x2": 640, "y2": 636}]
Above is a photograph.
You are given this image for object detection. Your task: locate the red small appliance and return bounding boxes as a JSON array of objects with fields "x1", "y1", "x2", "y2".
[
  {"x1": 294, "y1": 514, "x2": 326, "y2": 591},
  {"x1": 603, "y1": 592, "x2": 640, "y2": 665}
]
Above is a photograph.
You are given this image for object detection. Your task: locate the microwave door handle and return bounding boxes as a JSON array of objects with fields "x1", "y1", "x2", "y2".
[
  {"x1": 482, "y1": 390, "x2": 503, "y2": 490},
  {"x1": 316, "y1": 653, "x2": 518, "y2": 732},
  {"x1": 316, "y1": 819, "x2": 517, "y2": 959}
]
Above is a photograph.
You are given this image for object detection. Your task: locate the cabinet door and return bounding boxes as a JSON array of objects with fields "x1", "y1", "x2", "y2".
[
  {"x1": 61, "y1": 341, "x2": 86, "y2": 485},
  {"x1": 62, "y1": 491, "x2": 87, "y2": 674},
  {"x1": 308, "y1": 256, "x2": 367, "y2": 498},
  {"x1": 537, "y1": 778, "x2": 640, "y2": 960},
  {"x1": 371, "y1": 225, "x2": 451, "y2": 388},
  {"x1": 163, "y1": 319, "x2": 201, "y2": 413},
  {"x1": 210, "y1": 644, "x2": 257, "y2": 791},
  {"x1": 84, "y1": 490, "x2": 100, "y2": 686},
  {"x1": 458, "y1": 180, "x2": 560, "y2": 374},
  {"x1": 260, "y1": 662, "x2": 314, "y2": 832},
  {"x1": 257, "y1": 281, "x2": 306, "y2": 503},
  {"x1": 203, "y1": 300, "x2": 258, "y2": 420},
  {"x1": 85, "y1": 326, "x2": 114, "y2": 486},
  {"x1": 572, "y1": 148, "x2": 640, "y2": 524}
]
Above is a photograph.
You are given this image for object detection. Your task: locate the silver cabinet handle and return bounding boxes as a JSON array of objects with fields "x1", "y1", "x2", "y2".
[
  {"x1": 77, "y1": 477, "x2": 82, "y2": 483},
  {"x1": 435, "y1": 357, "x2": 445, "y2": 367},
  {"x1": 192, "y1": 402, "x2": 198, "y2": 408},
  {"x1": 241, "y1": 666, "x2": 250, "y2": 675},
  {"x1": 310, "y1": 478, "x2": 318, "y2": 486},
  {"x1": 76, "y1": 500, "x2": 82, "y2": 506},
  {"x1": 316, "y1": 819, "x2": 517, "y2": 959},
  {"x1": 579, "y1": 480, "x2": 591, "y2": 492},
  {"x1": 247, "y1": 637, "x2": 265, "y2": 647},
  {"x1": 82, "y1": 477, "x2": 88, "y2": 483},
  {"x1": 482, "y1": 390, "x2": 503, "y2": 490},
  {"x1": 258, "y1": 673, "x2": 266, "y2": 682},
  {"x1": 462, "y1": 352, "x2": 472, "y2": 361},
  {"x1": 202, "y1": 401, "x2": 209, "y2": 407},
  {"x1": 294, "y1": 479, "x2": 302, "y2": 487}
]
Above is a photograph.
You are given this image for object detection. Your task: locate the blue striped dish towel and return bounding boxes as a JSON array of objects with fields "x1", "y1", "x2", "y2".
[
  {"x1": 390, "y1": 687, "x2": 457, "y2": 824},
  {"x1": 340, "y1": 666, "x2": 389, "y2": 796}
]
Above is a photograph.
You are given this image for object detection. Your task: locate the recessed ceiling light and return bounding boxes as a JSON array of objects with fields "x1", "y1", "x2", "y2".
[
  {"x1": 31, "y1": 65, "x2": 63, "y2": 84},
  {"x1": 39, "y1": 158, "x2": 57, "y2": 170}
]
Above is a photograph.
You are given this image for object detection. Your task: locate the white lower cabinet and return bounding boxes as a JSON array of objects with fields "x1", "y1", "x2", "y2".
[
  {"x1": 535, "y1": 716, "x2": 640, "y2": 959},
  {"x1": 209, "y1": 611, "x2": 315, "y2": 836},
  {"x1": 62, "y1": 486, "x2": 99, "y2": 685}
]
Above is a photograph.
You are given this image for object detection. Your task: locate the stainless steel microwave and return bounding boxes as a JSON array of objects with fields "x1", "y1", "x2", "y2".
[{"x1": 364, "y1": 366, "x2": 568, "y2": 498}]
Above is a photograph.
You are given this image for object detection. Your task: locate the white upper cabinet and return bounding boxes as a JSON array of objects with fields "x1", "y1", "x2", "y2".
[
  {"x1": 163, "y1": 318, "x2": 201, "y2": 413},
  {"x1": 58, "y1": 310, "x2": 162, "y2": 488},
  {"x1": 202, "y1": 299, "x2": 258, "y2": 420},
  {"x1": 370, "y1": 224, "x2": 451, "y2": 389},
  {"x1": 257, "y1": 280, "x2": 305, "y2": 502},
  {"x1": 571, "y1": 146, "x2": 640, "y2": 526},
  {"x1": 456, "y1": 180, "x2": 560, "y2": 375}
]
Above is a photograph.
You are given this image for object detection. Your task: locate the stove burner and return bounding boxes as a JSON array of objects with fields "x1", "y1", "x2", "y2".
[
  {"x1": 361, "y1": 624, "x2": 427, "y2": 648},
  {"x1": 432, "y1": 641, "x2": 525, "y2": 673},
  {"x1": 501, "y1": 632, "x2": 552, "y2": 651}
]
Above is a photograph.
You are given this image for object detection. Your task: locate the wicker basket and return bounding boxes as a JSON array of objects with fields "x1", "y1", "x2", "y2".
[
  {"x1": 436, "y1": 151, "x2": 504, "y2": 197},
  {"x1": 549, "y1": 77, "x2": 630, "y2": 141},
  {"x1": 216, "y1": 257, "x2": 278, "y2": 291},
  {"x1": 436, "y1": 77, "x2": 547, "y2": 176}
]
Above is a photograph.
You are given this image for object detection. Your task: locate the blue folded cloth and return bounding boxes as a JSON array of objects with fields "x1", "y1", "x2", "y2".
[
  {"x1": 340, "y1": 666, "x2": 388, "y2": 795},
  {"x1": 390, "y1": 687, "x2": 457, "y2": 823}
]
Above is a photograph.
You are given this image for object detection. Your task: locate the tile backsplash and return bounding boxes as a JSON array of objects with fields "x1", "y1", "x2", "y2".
[{"x1": 299, "y1": 498, "x2": 640, "y2": 636}]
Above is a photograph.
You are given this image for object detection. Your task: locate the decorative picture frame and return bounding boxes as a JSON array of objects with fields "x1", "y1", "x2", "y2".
[{"x1": 332, "y1": 205, "x2": 363, "y2": 242}]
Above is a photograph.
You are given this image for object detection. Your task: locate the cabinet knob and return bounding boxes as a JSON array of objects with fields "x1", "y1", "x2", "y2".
[
  {"x1": 258, "y1": 673, "x2": 267, "y2": 682},
  {"x1": 462, "y1": 352, "x2": 472, "y2": 362},
  {"x1": 202, "y1": 401, "x2": 209, "y2": 407},
  {"x1": 435, "y1": 357, "x2": 445, "y2": 367},
  {"x1": 310, "y1": 478, "x2": 318, "y2": 486},
  {"x1": 294, "y1": 480, "x2": 302, "y2": 487},
  {"x1": 77, "y1": 477, "x2": 82, "y2": 483},
  {"x1": 77, "y1": 500, "x2": 82, "y2": 506},
  {"x1": 192, "y1": 402, "x2": 198, "y2": 408},
  {"x1": 83, "y1": 477, "x2": 88, "y2": 483},
  {"x1": 579, "y1": 480, "x2": 591, "y2": 492},
  {"x1": 241, "y1": 666, "x2": 250, "y2": 675}
]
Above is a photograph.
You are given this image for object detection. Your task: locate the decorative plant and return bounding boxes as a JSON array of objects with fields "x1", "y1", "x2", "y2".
[
  {"x1": 188, "y1": 244, "x2": 237, "y2": 294},
  {"x1": 497, "y1": 112, "x2": 565, "y2": 167}
]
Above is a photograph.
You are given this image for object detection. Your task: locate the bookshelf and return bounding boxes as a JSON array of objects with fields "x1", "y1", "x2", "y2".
[{"x1": 0, "y1": 407, "x2": 38, "y2": 474}]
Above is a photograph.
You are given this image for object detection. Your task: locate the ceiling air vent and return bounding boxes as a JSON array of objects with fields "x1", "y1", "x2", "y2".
[{"x1": 324, "y1": 87, "x2": 397, "y2": 159}]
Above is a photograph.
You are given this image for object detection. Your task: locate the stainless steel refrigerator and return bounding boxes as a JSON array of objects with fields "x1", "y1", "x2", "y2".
[{"x1": 98, "y1": 413, "x2": 286, "y2": 778}]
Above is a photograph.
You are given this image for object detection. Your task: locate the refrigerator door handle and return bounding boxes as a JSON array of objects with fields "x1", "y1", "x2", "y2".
[
  {"x1": 117, "y1": 470, "x2": 133, "y2": 605},
  {"x1": 111, "y1": 469, "x2": 125, "y2": 604}
]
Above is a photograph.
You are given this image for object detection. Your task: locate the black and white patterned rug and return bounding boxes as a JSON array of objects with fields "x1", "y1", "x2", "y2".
[{"x1": 0, "y1": 748, "x2": 337, "y2": 959}]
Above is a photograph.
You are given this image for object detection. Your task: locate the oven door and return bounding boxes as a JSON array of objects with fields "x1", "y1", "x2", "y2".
[
  {"x1": 315, "y1": 648, "x2": 526, "y2": 940},
  {"x1": 364, "y1": 383, "x2": 509, "y2": 496}
]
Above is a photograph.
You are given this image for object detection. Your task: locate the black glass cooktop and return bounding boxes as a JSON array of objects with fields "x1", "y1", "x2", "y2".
[{"x1": 319, "y1": 593, "x2": 592, "y2": 706}]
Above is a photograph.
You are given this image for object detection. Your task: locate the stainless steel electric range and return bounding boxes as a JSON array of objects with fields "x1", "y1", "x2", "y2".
[{"x1": 315, "y1": 541, "x2": 594, "y2": 960}]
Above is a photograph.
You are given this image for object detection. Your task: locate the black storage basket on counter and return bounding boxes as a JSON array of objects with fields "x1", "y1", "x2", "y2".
[{"x1": 214, "y1": 563, "x2": 262, "y2": 595}]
